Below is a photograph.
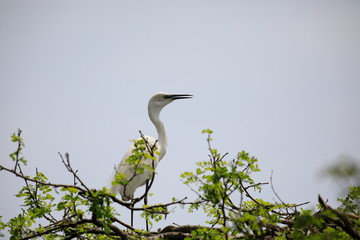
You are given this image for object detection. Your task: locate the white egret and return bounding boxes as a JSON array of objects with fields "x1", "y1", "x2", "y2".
[{"x1": 111, "y1": 92, "x2": 192, "y2": 201}]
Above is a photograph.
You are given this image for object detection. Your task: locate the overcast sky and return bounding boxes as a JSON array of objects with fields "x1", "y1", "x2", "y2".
[{"x1": 1, "y1": 0, "x2": 360, "y2": 232}]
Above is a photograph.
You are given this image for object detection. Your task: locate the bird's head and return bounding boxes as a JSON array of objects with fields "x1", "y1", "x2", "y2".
[{"x1": 148, "y1": 92, "x2": 193, "y2": 110}]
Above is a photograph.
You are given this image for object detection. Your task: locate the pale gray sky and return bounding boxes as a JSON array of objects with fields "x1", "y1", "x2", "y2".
[{"x1": 1, "y1": 0, "x2": 360, "y2": 231}]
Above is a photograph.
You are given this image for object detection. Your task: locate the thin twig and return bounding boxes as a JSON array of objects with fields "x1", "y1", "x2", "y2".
[
  {"x1": 58, "y1": 152, "x2": 90, "y2": 192},
  {"x1": 13, "y1": 128, "x2": 22, "y2": 172},
  {"x1": 270, "y1": 170, "x2": 286, "y2": 205}
]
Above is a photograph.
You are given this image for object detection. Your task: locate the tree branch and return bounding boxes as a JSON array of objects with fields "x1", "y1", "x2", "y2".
[
  {"x1": 318, "y1": 195, "x2": 360, "y2": 240},
  {"x1": 0, "y1": 164, "x2": 87, "y2": 192}
]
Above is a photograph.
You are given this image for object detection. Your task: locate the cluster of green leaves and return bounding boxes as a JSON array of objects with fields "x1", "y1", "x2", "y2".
[
  {"x1": 291, "y1": 212, "x2": 356, "y2": 239},
  {"x1": 87, "y1": 189, "x2": 115, "y2": 234},
  {"x1": 7, "y1": 177, "x2": 117, "y2": 239},
  {"x1": 1, "y1": 130, "x2": 122, "y2": 239},
  {"x1": 0, "y1": 217, "x2": 5, "y2": 238},
  {"x1": 290, "y1": 187, "x2": 360, "y2": 239},
  {"x1": 112, "y1": 137, "x2": 170, "y2": 229},
  {"x1": 182, "y1": 129, "x2": 285, "y2": 239},
  {"x1": 182, "y1": 130, "x2": 360, "y2": 240},
  {"x1": 9, "y1": 172, "x2": 54, "y2": 238},
  {"x1": 140, "y1": 204, "x2": 168, "y2": 228},
  {"x1": 338, "y1": 186, "x2": 360, "y2": 216},
  {"x1": 290, "y1": 210, "x2": 345, "y2": 239},
  {"x1": 113, "y1": 138, "x2": 158, "y2": 187},
  {"x1": 9, "y1": 129, "x2": 27, "y2": 167},
  {"x1": 187, "y1": 227, "x2": 224, "y2": 240}
]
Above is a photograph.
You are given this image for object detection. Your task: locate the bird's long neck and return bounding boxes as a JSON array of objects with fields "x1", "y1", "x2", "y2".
[{"x1": 148, "y1": 105, "x2": 167, "y2": 160}]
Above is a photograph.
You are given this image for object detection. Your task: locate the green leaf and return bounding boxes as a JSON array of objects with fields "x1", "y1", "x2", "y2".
[{"x1": 201, "y1": 129, "x2": 213, "y2": 134}]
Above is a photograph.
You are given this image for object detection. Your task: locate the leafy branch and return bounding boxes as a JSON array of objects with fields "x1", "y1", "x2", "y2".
[
  {"x1": 0, "y1": 129, "x2": 191, "y2": 239},
  {"x1": 182, "y1": 129, "x2": 355, "y2": 240},
  {"x1": 1, "y1": 128, "x2": 359, "y2": 239}
]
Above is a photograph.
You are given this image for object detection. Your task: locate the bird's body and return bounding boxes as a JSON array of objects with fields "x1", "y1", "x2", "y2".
[
  {"x1": 111, "y1": 135, "x2": 159, "y2": 201},
  {"x1": 111, "y1": 92, "x2": 192, "y2": 201}
]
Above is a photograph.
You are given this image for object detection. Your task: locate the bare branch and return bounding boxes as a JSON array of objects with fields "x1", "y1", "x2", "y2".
[
  {"x1": 58, "y1": 152, "x2": 90, "y2": 192},
  {"x1": 270, "y1": 170, "x2": 286, "y2": 205},
  {"x1": 0, "y1": 164, "x2": 87, "y2": 193}
]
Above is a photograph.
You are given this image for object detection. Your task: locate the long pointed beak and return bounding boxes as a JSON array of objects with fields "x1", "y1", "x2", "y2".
[{"x1": 166, "y1": 94, "x2": 193, "y2": 100}]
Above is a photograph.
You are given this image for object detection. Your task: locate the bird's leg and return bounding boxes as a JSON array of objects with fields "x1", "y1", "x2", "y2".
[
  {"x1": 130, "y1": 201, "x2": 134, "y2": 228},
  {"x1": 144, "y1": 180, "x2": 149, "y2": 231}
]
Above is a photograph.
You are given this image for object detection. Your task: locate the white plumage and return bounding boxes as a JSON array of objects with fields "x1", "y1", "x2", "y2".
[{"x1": 110, "y1": 92, "x2": 192, "y2": 201}]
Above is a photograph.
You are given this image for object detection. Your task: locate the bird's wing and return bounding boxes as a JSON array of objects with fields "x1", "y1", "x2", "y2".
[{"x1": 109, "y1": 136, "x2": 160, "y2": 200}]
